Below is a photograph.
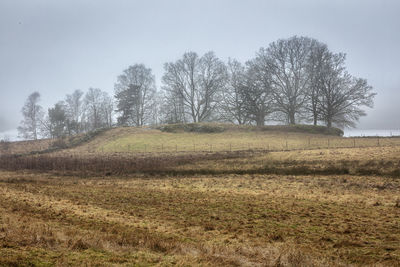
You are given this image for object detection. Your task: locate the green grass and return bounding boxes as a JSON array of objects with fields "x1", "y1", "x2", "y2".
[{"x1": 93, "y1": 126, "x2": 398, "y2": 154}]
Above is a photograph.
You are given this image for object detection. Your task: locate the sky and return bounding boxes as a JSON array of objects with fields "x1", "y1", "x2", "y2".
[{"x1": 1, "y1": 0, "x2": 400, "y2": 137}]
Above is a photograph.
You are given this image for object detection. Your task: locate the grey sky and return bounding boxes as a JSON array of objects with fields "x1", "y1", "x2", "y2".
[{"x1": 1, "y1": 0, "x2": 399, "y2": 133}]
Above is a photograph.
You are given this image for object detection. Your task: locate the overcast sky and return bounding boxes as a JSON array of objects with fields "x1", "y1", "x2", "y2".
[{"x1": 1, "y1": 0, "x2": 399, "y2": 135}]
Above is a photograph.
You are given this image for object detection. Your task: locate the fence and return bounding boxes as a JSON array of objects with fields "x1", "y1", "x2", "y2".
[
  {"x1": 2, "y1": 136, "x2": 400, "y2": 157},
  {"x1": 93, "y1": 136, "x2": 400, "y2": 154}
]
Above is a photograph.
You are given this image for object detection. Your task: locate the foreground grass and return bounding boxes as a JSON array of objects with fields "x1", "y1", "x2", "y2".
[{"x1": 0, "y1": 171, "x2": 399, "y2": 266}]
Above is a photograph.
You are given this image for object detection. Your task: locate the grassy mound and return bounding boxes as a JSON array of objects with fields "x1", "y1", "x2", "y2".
[
  {"x1": 157, "y1": 123, "x2": 343, "y2": 136},
  {"x1": 7, "y1": 127, "x2": 112, "y2": 156}
]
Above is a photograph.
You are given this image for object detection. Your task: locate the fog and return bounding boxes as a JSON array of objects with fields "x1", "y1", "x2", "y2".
[{"x1": 1, "y1": 0, "x2": 400, "y2": 138}]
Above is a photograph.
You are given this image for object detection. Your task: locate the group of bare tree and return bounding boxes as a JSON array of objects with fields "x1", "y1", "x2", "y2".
[
  {"x1": 161, "y1": 36, "x2": 375, "y2": 128},
  {"x1": 19, "y1": 88, "x2": 113, "y2": 139},
  {"x1": 18, "y1": 36, "x2": 376, "y2": 140}
]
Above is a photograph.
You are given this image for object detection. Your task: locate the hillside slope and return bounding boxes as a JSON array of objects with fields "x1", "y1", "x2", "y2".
[{"x1": 51, "y1": 123, "x2": 347, "y2": 154}]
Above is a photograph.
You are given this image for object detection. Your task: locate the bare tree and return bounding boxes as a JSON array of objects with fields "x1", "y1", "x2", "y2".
[
  {"x1": 148, "y1": 92, "x2": 163, "y2": 126},
  {"x1": 305, "y1": 41, "x2": 331, "y2": 125},
  {"x1": 317, "y1": 53, "x2": 375, "y2": 128},
  {"x1": 239, "y1": 59, "x2": 274, "y2": 126},
  {"x1": 101, "y1": 91, "x2": 114, "y2": 128},
  {"x1": 18, "y1": 91, "x2": 44, "y2": 140},
  {"x1": 159, "y1": 84, "x2": 186, "y2": 124},
  {"x1": 260, "y1": 36, "x2": 316, "y2": 124},
  {"x1": 162, "y1": 51, "x2": 227, "y2": 123},
  {"x1": 0, "y1": 136, "x2": 11, "y2": 154},
  {"x1": 220, "y1": 59, "x2": 248, "y2": 124},
  {"x1": 114, "y1": 64, "x2": 156, "y2": 126},
  {"x1": 83, "y1": 88, "x2": 112, "y2": 131},
  {"x1": 65, "y1": 89, "x2": 84, "y2": 134}
]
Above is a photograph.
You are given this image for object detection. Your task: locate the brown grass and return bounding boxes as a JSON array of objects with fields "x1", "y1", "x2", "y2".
[
  {"x1": 0, "y1": 171, "x2": 399, "y2": 266},
  {"x1": 2, "y1": 145, "x2": 400, "y2": 178}
]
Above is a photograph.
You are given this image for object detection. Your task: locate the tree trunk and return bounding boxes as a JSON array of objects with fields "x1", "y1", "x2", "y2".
[
  {"x1": 313, "y1": 114, "x2": 317, "y2": 126},
  {"x1": 327, "y1": 119, "x2": 332, "y2": 128},
  {"x1": 289, "y1": 112, "x2": 296, "y2": 125},
  {"x1": 256, "y1": 114, "x2": 265, "y2": 126}
]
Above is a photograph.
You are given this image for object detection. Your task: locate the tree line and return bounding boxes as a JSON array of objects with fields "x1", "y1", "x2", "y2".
[{"x1": 18, "y1": 36, "x2": 376, "y2": 140}]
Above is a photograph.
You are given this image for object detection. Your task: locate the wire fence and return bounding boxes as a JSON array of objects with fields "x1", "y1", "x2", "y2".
[
  {"x1": 91, "y1": 136, "x2": 400, "y2": 154},
  {"x1": 2, "y1": 136, "x2": 400, "y2": 157}
]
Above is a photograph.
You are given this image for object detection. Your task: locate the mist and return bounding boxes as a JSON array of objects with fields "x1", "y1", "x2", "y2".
[{"x1": 1, "y1": 0, "x2": 400, "y2": 138}]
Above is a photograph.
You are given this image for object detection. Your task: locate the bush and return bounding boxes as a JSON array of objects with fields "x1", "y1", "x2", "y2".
[
  {"x1": 158, "y1": 123, "x2": 343, "y2": 136},
  {"x1": 158, "y1": 123, "x2": 226, "y2": 133},
  {"x1": 258, "y1": 124, "x2": 343, "y2": 136},
  {"x1": 0, "y1": 139, "x2": 11, "y2": 152},
  {"x1": 51, "y1": 138, "x2": 68, "y2": 149}
]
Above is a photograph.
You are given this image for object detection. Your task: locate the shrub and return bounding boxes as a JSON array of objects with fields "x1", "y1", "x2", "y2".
[
  {"x1": 51, "y1": 138, "x2": 68, "y2": 149},
  {"x1": 158, "y1": 123, "x2": 226, "y2": 133},
  {"x1": 258, "y1": 124, "x2": 344, "y2": 136}
]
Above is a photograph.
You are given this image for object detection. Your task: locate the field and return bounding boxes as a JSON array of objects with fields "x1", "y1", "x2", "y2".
[{"x1": 0, "y1": 124, "x2": 399, "y2": 266}]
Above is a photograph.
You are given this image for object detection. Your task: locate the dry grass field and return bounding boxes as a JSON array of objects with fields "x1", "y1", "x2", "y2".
[{"x1": 0, "y1": 124, "x2": 399, "y2": 266}]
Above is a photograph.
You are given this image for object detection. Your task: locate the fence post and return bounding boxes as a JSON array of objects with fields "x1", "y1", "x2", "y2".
[
  {"x1": 308, "y1": 137, "x2": 311, "y2": 147},
  {"x1": 353, "y1": 138, "x2": 356, "y2": 148},
  {"x1": 377, "y1": 136, "x2": 380, "y2": 146},
  {"x1": 328, "y1": 139, "x2": 330, "y2": 148}
]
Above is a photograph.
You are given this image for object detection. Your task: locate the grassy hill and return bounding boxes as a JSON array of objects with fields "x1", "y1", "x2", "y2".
[
  {"x1": 4, "y1": 123, "x2": 398, "y2": 156},
  {"x1": 63, "y1": 123, "x2": 394, "y2": 154}
]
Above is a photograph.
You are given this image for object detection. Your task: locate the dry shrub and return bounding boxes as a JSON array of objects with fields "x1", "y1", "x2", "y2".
[
  {"x1": 51, "y1": 138, "x2": 68, "y2": 149},
  {"x1": 0, "y1": 152, "x2": 243, "y2": 176},
  {"x1": 395, "y1": 199, "x2": 400, "y2": 208},
  {"x1": 142, "y1": 234, "x2": 177, "y2": 253},
  {"x1": 0, "y1": 217, "x2": 58, "y2": 248},
  {"x1": 189, "y1": 243, "x2": 330, "y2": 267},
  {"x1": 68, "y1": 238, "x2": 90, "y2": 250}
]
